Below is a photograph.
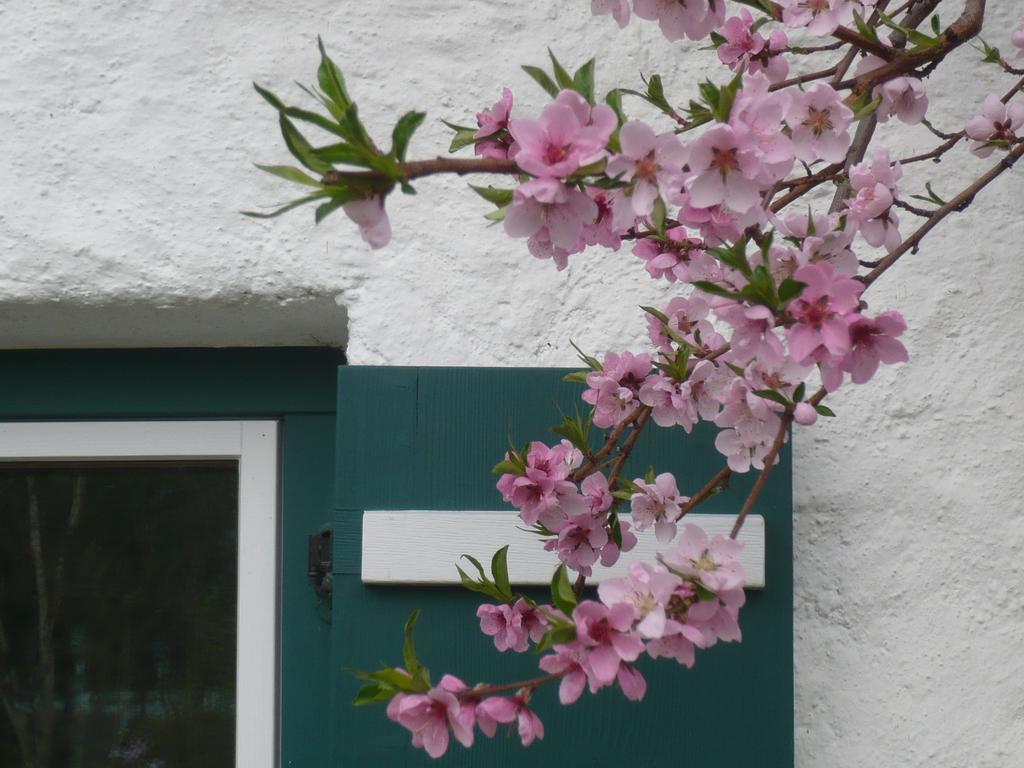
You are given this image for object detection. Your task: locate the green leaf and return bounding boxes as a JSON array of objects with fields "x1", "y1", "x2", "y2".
[
  {"x1": 491, "y1": 458, "x2": 524, "y2": 476},
  {"x1": 352, "y1": 682, "x2": 396, "y2": 706},
  {"x1": 491, "y1": 545, "x2": 512, "y2": 599},
  {"x1": 572, "y1": 58, "x2": 596, "y2": 104},
  {"x1": 522, "y1": 65, "x2": 560, "y2": 98},
  {"x1": 456, "y1": 565, "x2": 498, "y2": 599},
  {"x1": 254, "y1": 164, "x2": 324, "y2": 188},
  {"x1": 317, "y1": 37, "x2": 352, "y2": 117},
  {"x1": 815, "y1": 404, "x2": 836, "y2": 417},
  {"x1": 442, "y1": 119, "x2": 479, "y2": 153},
  {"x1": 793, "y1": 382, "x2": 806, "y2": 403},
  {"x1": 311, "y1": 142, "x2": 375, "y2": 167},
  {"x1": 241, "y1": 192, "x2": 332, "y2": 219},
  {"x1": 548, "y1": 49, "x2": 574, "y2": 89},
  {"x1": 279, "y1": 114, "x2": 335, "y2": 174},
  {"x1": 696, "y1": 584, "x2": 717, "y2": 602},
  {"x1": 359, "y1": 667, "x2": 418, "y2": 691},
  {"x1": 550, "y1": 564, "x2": 577, "y2": 616},
  {"x1": 563, "y1": 370, "x2": 589, "y2": 384},
  {"x1": 483, "y1": 206, "x2": 508, "y2": 222},
  {"x1": 715, "y1": 70, "x2": 744, "y2": 123},
  {"x1": 570, "y1": 340, "x2": 602, "y2": 371},
  {"x1": 777, "y1": 278, "x2": 807, "y2": 304},
  {"x1": 753, "y1": 389, "x2": 790, "y2": 407},
  {"x1": 402, "y1": 610, "x2": 422, "y2": 680},
  {"x1": 651, "y1": 196, "x2": 667, "y2": 235},
  {"x1": 644, "y1": 73, "x2": 672, "y2": 112},
  {"x1": 748, "y1": 265, "x2": 777, "y2": 308},
  {"x1": 253, "y1": 82, "x2": 348, "y2": 139},
  {"x1": 605, "y1": 89, "x2": 626, "y2": 125},
  {"x1": 534, "y1": 624, "x2": 577, "y2": 653},
  {"x1": 640, "y1": 305, "x2": 670, "y2": 325},
  {"x1": 692, "y1": 280, "x2": 741, "y2": 299},
  {"x1": 930, "y1": 14, "x2": 941, "y2": 35},
  {"x1": 470, "y1": 185, "x2": 515, "y2": 207},
  {"x1": 608, "y1": 512, "x2": 623, "y2": 547},
  {"x1": 391, "y1": 110, "x2": 426, "y2": 163},
  {"x1": 852, "y1": 12, "x2": 882, "y2": 47},
  {"x1": 315, "y1": 197, "x2": 349, "y2": 224}
]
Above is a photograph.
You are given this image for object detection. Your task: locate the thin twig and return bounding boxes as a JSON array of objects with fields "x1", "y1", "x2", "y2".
[
  {"x1": 863, "y1": 139, "x2": 1024, "y2": 287},
  {"x1": 730, "y1": 414, "x2": 792, "y2": 539}
]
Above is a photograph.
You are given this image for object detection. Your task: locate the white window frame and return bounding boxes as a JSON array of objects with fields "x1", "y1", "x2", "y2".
[{"x1": 0, "y1": 420, "x2": 278, "y2": 768}]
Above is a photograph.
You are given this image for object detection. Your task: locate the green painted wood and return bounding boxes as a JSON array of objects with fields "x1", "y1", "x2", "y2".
[
  {"x1": 0, "y1": 347, "x2": 344, "y2": 768},
  {"x1": 0, "y1": 347, "x2": 343, "y2": 418},
  {"x1": 333, "y1": 366, "x2": 793, "y2": 767}
]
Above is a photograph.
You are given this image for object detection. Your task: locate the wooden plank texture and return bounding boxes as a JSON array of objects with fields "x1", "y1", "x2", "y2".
[{"x1": 361, "y1": 510, "x2": 766, "y2": 588}]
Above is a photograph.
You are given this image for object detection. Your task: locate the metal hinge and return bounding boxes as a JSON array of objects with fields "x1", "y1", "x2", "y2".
[{"x1": 307, "y1": 529, "x2": 333, "y2": 597}]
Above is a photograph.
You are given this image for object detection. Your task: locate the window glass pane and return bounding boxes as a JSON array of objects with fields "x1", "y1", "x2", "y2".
[{"x1": 0, "y1": 462, "x2": 238, "y2": 768}]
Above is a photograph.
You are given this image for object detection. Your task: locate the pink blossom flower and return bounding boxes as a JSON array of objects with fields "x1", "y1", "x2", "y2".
[
  {"x1": 582, "y1": 472, "x2": 613, "y2": 514},
  {"x1": 475, "y1": 696, "x2": 544, "y2": 746},
  {"x1": 717, "y1": 303, "x2": 786, "y2": 367},
  {"x1": 607, "y1": 120, "x2": 687, "y2": 226},
  {"x1": 774, "y1": 209, "x2": 858, "y2": 274},
  {"x1": 728, "y1": 74, "x2": 795, "y2": 183},
  {"x1": 633, "y1": 229, "x2": 717, "y2": 284},
  {"x1": 856, "y1": 55, "x2": 928, "y2": 125},
  {"x1": 474, "y1": 696, "x2": 516, "y2": 738},
  {"x1": 508, "y1": 90, "x2": 615, "y2": 178},
  {"x1": 845, "y1": 149, "x2": 902, "y2": 250},
  {"x1": 474, "y1": 87, "x2": 513, "y2": 159},
  {"x1": 779, "y1": 0, "x2": 867, "y2": 36},
  {"x1": 629, "y1": 472, "x2": 689, "y2": 543},
  {"x1": 388, "y1": 674, "x2": 475, "y2": 758},
  {"x1": 686, "y1": 585, "x2": 746, "y2": 645},
  {"x1": 503, "y1": 177, "x2": 598, "y2": 270},
  {"x1": 634, "y1": 0, "x2": 726, "y2": 42},
  {"x1": 717, "y1": 9, "x2": 790, "y2": 83},
  {"x1": 591, "y1": 0, "x2": 630, "y2": 28},
  {"x1": 496, "y1": 439, "x2": 586, "y2": 528},
  {"x1": 598, "y1": 561, "x2": 683, "y2": 639},
  {"x1": 965, "y1": 93, "x2": 1024, "y2": 158},
  {"x1": 599, "y1": 517, "x2": 638, "y2": 567},
  {"x1": 686, "y1": 124, "x2": 764, "y2": 213},
  {"x1": 342, "y1": 196, "x2": 391, "y2": 249},
  {"x1": 615, "y1": 663, "x2": 648, "y2": 701},
  {"x1": 793, "y1": 401, "x2": 818, "y2": 425},
  {"x1": 582, "y1": 351, "x2": 653, "y2": 428},
  {"x1": 787, "y1": 83, "x2": 853, "y2": 163},
  {"x1": 476, "y1": 598, "x2": 548, "y2": 652},
  {"x1": 661, "y1": 523, "x2": 746, "y2": 592},
  {"x1": 785, "y1": 261, "x2": 862, "y2": 366},
  {"x1": 583, "y1": 187, "x2": 627, "y2": 250},
  {"x1": 1013, "y1": 18, "x2": 1024, "y2": 58},
  {"x1": 538, "y1": 643, "x2": 589, "y2": 704},
  {"x1": 572, "y1": 600, "x2": 645, "y2": 687},
  {"x1": 545, "y1": 510, "x2": 609, "y2": 574},
  {"x1": 838, "y1": 310, "x2": 909, "y2": 384},
  {"x1": 646, "y1": 294, "x2": 712, "y2": 352},
  {"x1": 713, "y1": 380, "x2": 786, "y2": 472},
  {"x1": 639, "y1": 374, "x2": 697, "y2": 431}
]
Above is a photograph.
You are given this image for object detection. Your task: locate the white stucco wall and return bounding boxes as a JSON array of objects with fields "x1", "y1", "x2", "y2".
[{"x1": 2, "y1": 1, "x2": 1022, "y2": 764}]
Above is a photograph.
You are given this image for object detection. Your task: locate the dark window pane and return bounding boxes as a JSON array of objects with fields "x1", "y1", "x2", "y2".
[{"x1": 0, "y1": 462, "x2": 238, "y2": 768}]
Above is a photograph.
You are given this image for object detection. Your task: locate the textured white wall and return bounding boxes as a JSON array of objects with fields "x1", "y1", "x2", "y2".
[{"x1": 2, "y1": 1, "x2": 1022, "y2": 764}]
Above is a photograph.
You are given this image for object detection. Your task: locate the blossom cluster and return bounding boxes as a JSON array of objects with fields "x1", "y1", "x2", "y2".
[
  {"x1": 270, "y1": 2, "x2": 1024, "y2": 760},
  {"x1": 387, "y1": 524, "x2": 745, "y2": 757}
]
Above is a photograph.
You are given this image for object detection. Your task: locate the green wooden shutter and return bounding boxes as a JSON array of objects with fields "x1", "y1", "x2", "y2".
[{"x1": 331, "y1": 366, "x2": 793, "y2": 766}]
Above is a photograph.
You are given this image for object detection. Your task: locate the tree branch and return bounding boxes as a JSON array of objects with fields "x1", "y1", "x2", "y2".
[{"x1": 863, "y1": 139, "x2": 1024, "y2": 287}]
